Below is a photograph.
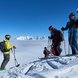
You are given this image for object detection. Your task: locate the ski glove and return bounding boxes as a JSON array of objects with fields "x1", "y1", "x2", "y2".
[
  {"x1": 48, "y1": 36, "x2": 52, "y2": 39},
  {"x1": 61, "y1": 27, "x2": 65, "y2": 31},
  {"x1": 13, "y1": 46, "x2": 16, "y2": 49}
]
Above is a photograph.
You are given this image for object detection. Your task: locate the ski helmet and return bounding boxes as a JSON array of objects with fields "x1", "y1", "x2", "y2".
[
  {"x1": 5, "y1": 34, "x2": 11, "y2": 40},
  {"x1": 48, "y1": 25, "x2": 55, "y2": 31},
  {"x1": 69, "y1": 12, "x2": 75, "y2": 19},
  {"x1": 48, "y1": 26, "x2": 52, "y2": 30}
]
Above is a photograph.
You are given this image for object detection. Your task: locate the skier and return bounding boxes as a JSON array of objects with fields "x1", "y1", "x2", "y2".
[
  {"x1": 61, "y1": 12, "x2": 78, "y2": 55},
  {"x1": 48, "y1": 26, "x2": 63, "y2": 56},
  {"x1": 0, "y1": 34, "x2": 16, "y2": 70}
]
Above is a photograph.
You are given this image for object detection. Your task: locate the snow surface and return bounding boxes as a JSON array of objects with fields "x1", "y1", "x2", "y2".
[{"x1": 0, "y1": 40, "x2": 78, "y2": 78}]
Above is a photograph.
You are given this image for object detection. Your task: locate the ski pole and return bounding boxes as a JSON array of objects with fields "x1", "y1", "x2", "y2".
[
  {"x1": 47, "y1": 37, "x2": 52, "y2": 51},
  {"x1": 63, "y1": 31, "x2": 66, "y2": 55},
  {"x1": 11, "y1": 49, "x2": 20, "y2": 67}
]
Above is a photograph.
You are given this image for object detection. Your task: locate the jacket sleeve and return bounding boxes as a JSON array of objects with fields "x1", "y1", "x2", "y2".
[{"x1": 63, "y1": 22, "x2": 70, "y2": 30}]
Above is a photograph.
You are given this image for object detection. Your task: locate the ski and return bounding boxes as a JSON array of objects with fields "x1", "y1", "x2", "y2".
[
  {"x1": 46, "y1": 60, "x2": 58, "y2": 69},
  {"x1": 39, "y1": 56, "x2": 68, "y2": 65},
  {"x1": 9, "y1": 64, "x2": 20, "y2": 69},
  {"x1": 24, "y1": 63, "x2": 34, "y2": 75},
  {"x1": 0, "y1": 69, "x2": 7, "y2": 73}
]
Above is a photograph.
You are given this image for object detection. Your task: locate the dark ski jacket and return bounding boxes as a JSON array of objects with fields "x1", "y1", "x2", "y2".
[
  {"x1": 49, "y1": 28, "x2": 63, "y2": 45},
  {"x1": 63, "y1": 19, "x2": 78, "y2": 41}
]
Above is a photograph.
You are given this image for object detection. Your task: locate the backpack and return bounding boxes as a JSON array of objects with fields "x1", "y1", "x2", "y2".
[
  {"x1": 0, "y1": 41, "x2": 10, "y2": 52},
  {"x1": 53, "y1": 30, "x2": 64, "y2": 42},
  {"x1": 0, "y1": 41, "x2": 5, "y2": 52}
]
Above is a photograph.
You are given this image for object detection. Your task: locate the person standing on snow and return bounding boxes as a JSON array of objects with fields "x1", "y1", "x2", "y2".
[
  {"x1": 61, "y1": 12, "x2": 78, "y2": 55},
  {"x1": 48, "y1": 26, "x2": 63, "y2": 56},
  {"x1": 0, "y1": 34, "x2": 16, "y2": 70}
]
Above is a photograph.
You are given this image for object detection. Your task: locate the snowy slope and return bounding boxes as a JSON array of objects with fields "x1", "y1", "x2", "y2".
[
  {"x1": 0, "y1": 55, "x2": 78, "y2": 78},
  {"x1": 0, "y1": 40, "x2": 78, "y2": 78}
]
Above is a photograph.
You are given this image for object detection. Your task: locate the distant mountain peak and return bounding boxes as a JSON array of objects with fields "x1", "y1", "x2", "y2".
[{"x1": 16, "y1": 36, "x2": 47, "y2": 40}]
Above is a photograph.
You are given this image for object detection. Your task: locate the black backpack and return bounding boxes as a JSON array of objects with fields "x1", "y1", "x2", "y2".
[
  {"x1": 53, "y1": 30, "x2": 64, "y2": 42},
  {"x1": 0, "y1": 41, "x2": 5, "y2": 52}
]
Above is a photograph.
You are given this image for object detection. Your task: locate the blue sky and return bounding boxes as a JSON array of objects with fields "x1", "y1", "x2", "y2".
[{"x1": 0, "y1": 0, "x2": 78, "y2": 38}]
